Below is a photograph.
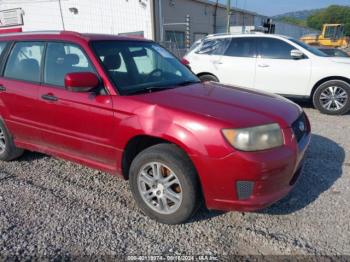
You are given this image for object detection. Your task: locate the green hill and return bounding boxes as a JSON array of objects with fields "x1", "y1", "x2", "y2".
[{"x1": 275, "y1": 5, "x2": 350, "y2": 35}]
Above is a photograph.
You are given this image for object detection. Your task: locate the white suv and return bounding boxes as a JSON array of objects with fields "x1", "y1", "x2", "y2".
[{"x1": 184, "y1": 34, "x2": 350, "y2": 115}]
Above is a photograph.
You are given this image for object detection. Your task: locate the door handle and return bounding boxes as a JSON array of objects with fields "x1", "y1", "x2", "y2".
[
  {"x1": 213, "y1": 61, "x2": 223, "y2": 65},
  {"x1": 41, "y1": 94, "x2": 58, "y2": 102},
  {"x1": 258, "y1": 64, "x2": 270, "y2": 68},
  {"x1": 0, "y1": 85, "x2": 6, "y2": 92}
]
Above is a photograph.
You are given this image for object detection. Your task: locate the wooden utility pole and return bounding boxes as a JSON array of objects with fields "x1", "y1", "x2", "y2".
[
  {"x1": 226, "y1": 0, "x2": 231, "y2": 33},
  {"x1": 213, "y1": 0, "x2": 219, "y2": 34}
]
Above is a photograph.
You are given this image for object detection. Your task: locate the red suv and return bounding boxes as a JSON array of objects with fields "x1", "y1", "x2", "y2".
[{"x1": 0, "y1": 31, "x2": 311, "y2": 224}]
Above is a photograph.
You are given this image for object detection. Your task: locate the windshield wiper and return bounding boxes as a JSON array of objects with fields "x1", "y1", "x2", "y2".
[
  {"x1": 125, "y1": 81, "x2": 200, "y2": 95},
  {"x1": 126, "y1": 86, "x2": 174, "y2": 95},
  {"x1": 175, "y1": 80, "x2": 200, "y2": 86}
]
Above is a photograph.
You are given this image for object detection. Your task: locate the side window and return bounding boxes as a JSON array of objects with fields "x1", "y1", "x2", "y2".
[
  {"x1": 224, "y1": 38, "x2": 256, "y2": 58},
  {"x1": 257, "y1": 38, "x2": 295, "y2": 59},
  {"x1": 4, "y1": 42, "x2": 44, "y2": 82},
  {"x1": 196, "y1": 39, "x2": 230, "y2": 55},
  {"x1": 0, "y1": 42, "x2": 8, "y2": 56},
  {"x1": 44, "y1": 42, "x2": 95, "y2": 87}
]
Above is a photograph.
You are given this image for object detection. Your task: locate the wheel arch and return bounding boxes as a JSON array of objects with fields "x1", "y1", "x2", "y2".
[
  {"x1": 311, "y1": 76, "x2": 350, "y2": 98},
  {"x1": 121, "y1": 134, "x2": 201, "y2": 181},
  {"x1": 197, "y1": 72, "x2": 219, "y2": 81}
]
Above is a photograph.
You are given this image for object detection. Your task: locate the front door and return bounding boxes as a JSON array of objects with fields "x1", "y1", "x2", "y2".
[
  {"x1": 254, "y1": 37, "x2": 312, "y2": 96},
  {"x1": 37, "y1": 42, "x2": 116, "y2": 168}
]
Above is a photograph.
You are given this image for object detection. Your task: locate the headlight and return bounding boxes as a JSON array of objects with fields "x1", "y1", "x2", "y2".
[{"x1": 222, "y1": 123, "x2": 284, "y2": 151}]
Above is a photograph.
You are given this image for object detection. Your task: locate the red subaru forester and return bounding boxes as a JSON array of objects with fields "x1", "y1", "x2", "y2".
[{"x1": 0, "y1": 31, "x2": 311, "y2": 224}]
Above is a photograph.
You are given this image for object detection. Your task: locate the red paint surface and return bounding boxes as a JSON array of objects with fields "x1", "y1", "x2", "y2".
[
  {"x1": 0, "y1": 32, "x2": 311, "y2": 211},
  {"x1": 0, "y1": 27, "x2": 22, "y2": 34},
  {"x1": 64, "y1": 72, "x2": 99, "y2": 91}
]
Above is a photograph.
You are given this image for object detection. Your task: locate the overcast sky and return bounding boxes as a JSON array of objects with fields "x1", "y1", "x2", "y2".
[{"x1": 218, "y1": 0, "x2": 350, "y2": 16}]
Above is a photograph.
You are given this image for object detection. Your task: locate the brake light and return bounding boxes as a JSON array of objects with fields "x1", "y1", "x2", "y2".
[{"x1": 181, "y1": 58, "x2": 190, "y2": 66}]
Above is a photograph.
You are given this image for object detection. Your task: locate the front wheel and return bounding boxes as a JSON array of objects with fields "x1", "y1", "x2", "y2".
[
  {"x1": 198, "y1": 74, "x2": 219, "y2": 83},
  {"x1": 313, "y1": 80, "x2": 350, "y2": 115},
  {"x1": 129, "y1": 144, "x2": 200, "y2": 224}
]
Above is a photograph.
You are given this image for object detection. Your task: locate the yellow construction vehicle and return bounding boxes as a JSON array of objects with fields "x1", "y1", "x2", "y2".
[{"x1": 300, "y1": 24, "x2": 349, "y2": 49}]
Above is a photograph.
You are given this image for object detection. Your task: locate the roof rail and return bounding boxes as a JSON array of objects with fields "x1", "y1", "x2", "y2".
[
  {"x1": 60, "y1": 30, "x2": 82, "y2": 36},
  {"x1": 0, "y1": 30, "x2": 82, "y2": 37},
  {"x1": 206, "y1": 31, "x2": 265, "y2": 38}
]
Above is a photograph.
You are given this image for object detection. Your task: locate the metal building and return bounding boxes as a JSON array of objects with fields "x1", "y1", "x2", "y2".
[
  {"x1": 0, "y1": 0, "x2": 320, "y2": 57},
  {"x1": 153, "y1": 0, "x2": 256, "y2": 56},
  {"x1": 0, "y1": 0, "x2": 155, "y2": 39}
]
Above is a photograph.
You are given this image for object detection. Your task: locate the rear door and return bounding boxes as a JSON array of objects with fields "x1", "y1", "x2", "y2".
[
  {"x1": 214, "y1": 37, "x2": 257, "y2": 88},
  {"x1": 254, "y1": 37, "x2": 312, "y2": 96},
  {"x1": 0, "y1": 41, "x2": 45, "y2": 145},
  {"x1": 37, "y1": 42, "x2": 116, "y2": 168}
]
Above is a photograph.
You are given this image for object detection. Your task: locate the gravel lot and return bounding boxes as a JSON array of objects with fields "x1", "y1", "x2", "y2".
[{"x1": 0, "y1": 104, "x2": 349, "y2": 259}]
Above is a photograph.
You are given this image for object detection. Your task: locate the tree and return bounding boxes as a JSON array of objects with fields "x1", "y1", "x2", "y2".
[
  {"x1": 307, "y1": 5, "x2": 350, "y2": 35},
  {"x1": 278, "y1": 17, "x2": 307, "y2": 27}
]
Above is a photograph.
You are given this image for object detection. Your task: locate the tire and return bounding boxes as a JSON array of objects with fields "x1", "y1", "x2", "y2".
[
  {"x1": 198, "y1": 74, "x2": 219, "y2": 83},
  {"x1": 313, "y1": 80, "x2": 350, "y2": 115},
  {"x1": 0, "y1": 119, "x2": 24, "y2": 161},
  {"x1": 129, "y1": 144, "x2": 200, "y2": 224}
]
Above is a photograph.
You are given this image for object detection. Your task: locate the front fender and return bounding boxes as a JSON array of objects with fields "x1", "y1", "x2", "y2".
[{"x1": 116, "y1": 104, "x2": 208, "y2": 157}]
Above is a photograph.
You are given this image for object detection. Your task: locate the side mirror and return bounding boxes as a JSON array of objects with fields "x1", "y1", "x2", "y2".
[
  {"x1": 64, "y1": 72, "x2": 99, "y2": 92},
  {"x1": 291, "y1": 49, "x2": 304, "y2": 59}
]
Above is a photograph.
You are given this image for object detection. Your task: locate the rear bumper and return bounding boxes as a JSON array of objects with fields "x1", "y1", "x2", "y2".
[{"x1": 192, "y1": 128, "x2": 311, "y2": 212}]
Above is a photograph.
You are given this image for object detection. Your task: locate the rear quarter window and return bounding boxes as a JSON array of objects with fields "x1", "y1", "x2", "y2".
[{"x1": 196, "y1": 38, "x2": 230, "y2": 55}]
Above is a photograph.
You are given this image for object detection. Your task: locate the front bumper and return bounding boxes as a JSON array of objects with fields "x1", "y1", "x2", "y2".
[{"x1": 192, "y1": 127, "x2": 311, "y2": 212}]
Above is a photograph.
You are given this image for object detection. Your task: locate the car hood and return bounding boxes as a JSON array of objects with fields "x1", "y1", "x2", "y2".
[
  {"x1": 131, "y1": 82, "x2": 302, "y2": 129},
  {"x1": 330, "y1": 57, "x2": 350, "y2": 64}
]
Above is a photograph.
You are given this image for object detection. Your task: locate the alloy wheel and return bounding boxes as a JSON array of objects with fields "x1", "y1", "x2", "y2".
[
  {"x1": 319, "y1": 86, "x2": 348, "y2": 111},
  {"x1": 137, "y1": 162, "x2": 182, "y2": 215},
  {"x1": 0, "y1": 127, "x2": 6, "y2": 154}
]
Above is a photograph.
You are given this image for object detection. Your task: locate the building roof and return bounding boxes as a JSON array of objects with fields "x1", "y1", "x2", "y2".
[
  {"x1": 0, "y1": 31, "x2": 151, "y2": 42},
  {"x1": 191, "y1": 0, "x2": 258, "y2": 16}
]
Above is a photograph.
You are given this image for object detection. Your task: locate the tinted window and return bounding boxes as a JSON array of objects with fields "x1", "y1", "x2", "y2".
[
  {"x1": 257, "y1": 38, "x2": 295, "y2": 59},
  {"x1": 4, "y1": 42, "x2": 44, "y2": 82},
  {"x1": 91, "y1": 41, "x2": 198, "y2": 95},
  {"x1": 0, "y1": 42, "x2": 8, "y2": 56},
  {"x1": 196, "y1": 38, "x2": 230, "y2": 55},
  {"x1": 224, "y1": 38, "x2": 256, "y2": 57},
  {"x1": 44, "y1": 42, "x2": 95, "y2": 86}
]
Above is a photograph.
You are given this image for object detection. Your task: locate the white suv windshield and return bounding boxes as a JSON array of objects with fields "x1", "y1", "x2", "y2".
[{"x1": 288, "y1": 38, "x2": 329, "y2": 57}]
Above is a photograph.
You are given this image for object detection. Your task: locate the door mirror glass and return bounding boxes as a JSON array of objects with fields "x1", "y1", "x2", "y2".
[
  {"x1": 291, "y1": 49, "x2": 304, "y2": 59},
  {"x1": 64, "y1": 72, "x2": 99, "y2": 92}
]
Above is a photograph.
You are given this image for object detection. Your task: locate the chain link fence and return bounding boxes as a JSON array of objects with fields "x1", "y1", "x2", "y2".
[{"x1": 158, "y1": 41, "x2": 188, "y2": 59}]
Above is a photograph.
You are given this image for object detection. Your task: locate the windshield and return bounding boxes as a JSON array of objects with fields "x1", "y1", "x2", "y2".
[
  {"x1": 320, "y1": 48, "x2": 350, "y2": 58},
  {"x1": 91, "y1": 40, "x2": 199, "y2": 95},
  {"x1": 288, "y1": 38, "x2": 329, "y2": 57}
]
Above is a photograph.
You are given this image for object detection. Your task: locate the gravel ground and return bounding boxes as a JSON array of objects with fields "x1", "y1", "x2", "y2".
[{"x1": 0, "y1": 105, "x2": 349, "y2": 259}]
